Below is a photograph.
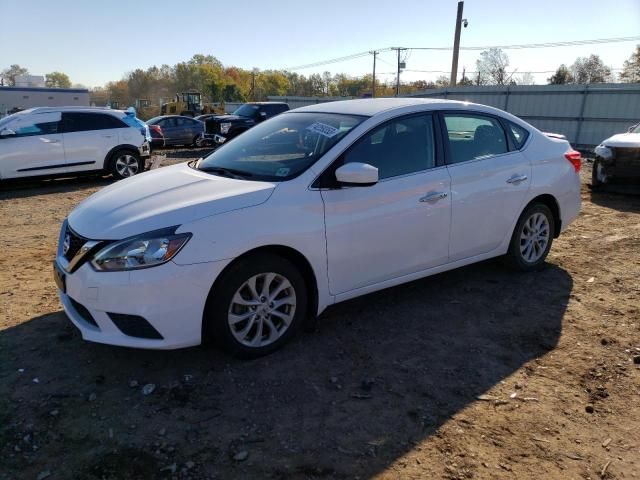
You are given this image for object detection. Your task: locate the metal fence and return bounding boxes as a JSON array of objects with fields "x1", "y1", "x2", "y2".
[
  {"x1": 264, "y1": 85, "x2": 640, "y2": 149},
  {"x1": 406, "y1": 83, "x2": 640, "y2": 149}
]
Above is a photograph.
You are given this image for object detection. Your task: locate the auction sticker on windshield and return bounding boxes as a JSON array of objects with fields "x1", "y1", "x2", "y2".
[{"x1": 306, "y1": 122, "x2": 339, "y2": 138}]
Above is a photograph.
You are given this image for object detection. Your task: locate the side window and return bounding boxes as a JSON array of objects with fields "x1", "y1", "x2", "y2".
[
  {"x1": 63, "y1": 112, "x2": 124, "y2": 133},
  {"x1": 174, "y1": 117, "x2": 187, "y2": 127},
  {"x1": 12, "y1": 112, "x2": 61, "y2": 137},
  {"x1": 443, "y1": 114, "x2": 508, "y2": 164},
  {"x1": 343, "y1": 114, "x2": 436, "y2": 180},
  {"x1": 507, "y1": 121, "x2": 529, "y2": 149},
  {"x1": 160, "y1": 118, "x2": 175, "y2": 128}
]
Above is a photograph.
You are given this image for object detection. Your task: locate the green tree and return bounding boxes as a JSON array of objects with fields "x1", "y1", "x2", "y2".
[
  {"x1": 1, "y1": 64, "x2": 29, "y2": 86},
  {"x1": 548, "y1": 64, "x2": 574, "y2": 84},
  {"x1": 620, "y1": 45, "x2": 640, "y2": 83},
  {"x1": 44, "y1": 71, "x2": 71, "y2": 88}
]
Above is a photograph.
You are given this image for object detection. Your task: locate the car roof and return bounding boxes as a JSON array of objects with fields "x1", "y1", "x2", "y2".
[
  {"x1": 291, "y1": 98, "x2": 475, "y2": 117},
  {"x1": 24, "y1": 106, "x2": 126, "y2": 116}
]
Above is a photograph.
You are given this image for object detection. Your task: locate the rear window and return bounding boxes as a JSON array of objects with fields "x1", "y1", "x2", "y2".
[{"x1": 507, "y1": 121, "x2": 530, "y2": 149}]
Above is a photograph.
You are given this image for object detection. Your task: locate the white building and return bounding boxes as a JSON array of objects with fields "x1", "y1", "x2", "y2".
[
  {"x1": 14, "y1": 74, "x2": 45, "y2": 88},
  {"x1": 0, "y1": 86, "x2": 90, "y2": 116}
]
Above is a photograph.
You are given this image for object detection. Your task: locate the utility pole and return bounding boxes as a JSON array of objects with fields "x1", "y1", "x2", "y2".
[
  {"x1": 450, "y1": 1, "x2": 464, "y2": 86},
  {"x1": 251, "y1": 69, "x2": 256, "y2": 101},
  {"x1": 392, "y1": 47, "x2": 406, "y2": 96},
  {"x1": 370, "y1": 50, "x2": 377, "y2": 98}
]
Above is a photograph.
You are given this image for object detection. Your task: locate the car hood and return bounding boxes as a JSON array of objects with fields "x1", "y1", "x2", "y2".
[
  {"x1": 207, "y1": 114, "x2": 249, "y2": 122},
  {"x1": 600, "y1": 132, "x2": 640, "y2": 148},
  {"x1": 68, "y1": 163, "x2": 276, "y2": 240}
]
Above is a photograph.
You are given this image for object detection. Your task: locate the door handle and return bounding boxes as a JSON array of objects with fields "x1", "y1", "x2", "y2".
[
  {"x1": 506, "y1": 174, "x2": 528, "y2": 184},
  {"x1": 420, "y1": 191, "x2": 448, "y2": 203}
]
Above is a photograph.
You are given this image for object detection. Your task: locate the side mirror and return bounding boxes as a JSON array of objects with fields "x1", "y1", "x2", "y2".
[
  {"x1": 335, "y1": 162, "x2": 378, "y2": 186},
  {"x1": 0, "y1": 128, "x2": 16, "y2": 138},
  {"x1": 258, "y1": 111, "x2": 267, "y2": 121}
]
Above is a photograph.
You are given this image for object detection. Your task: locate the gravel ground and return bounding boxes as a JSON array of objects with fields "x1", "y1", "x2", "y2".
[{"x1": 0, "y1": 152, "x2": 639, "y2": 480}]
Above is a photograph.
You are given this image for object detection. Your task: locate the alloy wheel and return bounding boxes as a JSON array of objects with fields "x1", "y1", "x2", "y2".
[
  {"x1": 227, "y1": 272, "x2": 297, "y2": 348},
  {"x1": 519, "y1": 212, "x2": 550, "y2": 263},
  {"x1": 115, "y1": 155, "x2": 139, "y2": 177}
]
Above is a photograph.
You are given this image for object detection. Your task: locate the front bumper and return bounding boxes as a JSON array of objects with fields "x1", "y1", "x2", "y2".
[
  {"x1": 55, "y1": 256, "x2": 229, "y2": 349},
  {"x1": 595, "y1": 145, "x2": 640, "y2": 182}
]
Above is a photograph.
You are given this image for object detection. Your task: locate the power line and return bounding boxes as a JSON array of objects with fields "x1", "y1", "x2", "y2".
[
  {"x1": 408, "y1": 35, "x2": 640, "y2": 51},
  {"x1": 284, "y1": 35, "x2": 639, "y2": 71}
]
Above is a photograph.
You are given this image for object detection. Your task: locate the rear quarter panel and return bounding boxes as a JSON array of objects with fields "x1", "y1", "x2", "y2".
[{"x1": 522, "y1": 133, "x2": 581, "y2": 233}]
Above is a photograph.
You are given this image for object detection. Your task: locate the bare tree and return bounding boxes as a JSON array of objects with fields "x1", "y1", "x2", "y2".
[
  {"x1": 516, "y1": 72, "x2": 536, "y2": 85},
  {"x1": 570, "y1": 55, "x2": 612, "y2": 84},
  {"x1": 476, "y1": 48, "x2": 510, "y2": 85}
]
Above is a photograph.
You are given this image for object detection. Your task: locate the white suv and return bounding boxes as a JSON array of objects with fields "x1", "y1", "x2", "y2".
[{"x1": 0, "y1": 107, "x2": 151, "y2": 180}]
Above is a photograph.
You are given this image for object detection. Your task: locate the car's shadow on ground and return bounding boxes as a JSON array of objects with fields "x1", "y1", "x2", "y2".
[
  {"x1": 1, "y1": 260, "x2": 572, "y2": 478},
  {"x1": 0, "y1": 174, "x2": 115, "y2": 200},
  {"x1": 590, "y1": 186, "x2": 640, "y2": 213}
]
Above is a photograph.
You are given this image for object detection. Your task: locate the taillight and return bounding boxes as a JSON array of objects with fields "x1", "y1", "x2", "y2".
[{"x1": 564, "y1": 150, "x2": 581, "y2": 173}]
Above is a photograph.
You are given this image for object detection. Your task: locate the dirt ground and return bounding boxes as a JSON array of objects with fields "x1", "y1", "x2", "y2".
[{"x1": 1, "y1": 153, "x2": 639, "y2": 480}]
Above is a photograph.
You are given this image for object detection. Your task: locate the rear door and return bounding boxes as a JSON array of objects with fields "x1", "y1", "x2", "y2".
[
  {"x1": 0, "y1": 111, "x2": 65, "y2": 178},
  {"x1": 441, "y1": 112, "x2": 531, "y2": 262},
  {"x1": 159, "y1": 117, "x2": 179, "y2": 145},
  {"x1": 61, "y1": 112, "x2": 122, "y2": 171}
]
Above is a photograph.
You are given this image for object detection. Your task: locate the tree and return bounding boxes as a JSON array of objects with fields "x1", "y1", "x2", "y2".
[
  {"x1": 516, "y1": 72, "x2": 535, "y2": 85},
  {"x1": 435, "y1": 75, "x2": 450, "y2": 88},
  {"x1": 548, "y1": 64, "x2": 574, "y2": 85},
  {"x1": 2, "y1": 64, "x2": 29, "y2": 86},
  {"x1": 476, "y1": 48, "x2": 510, "y2": 85},
  {"x1": 571, "y1": 54, "x2": 612, "y2": 84},
  {"x1": 620, "y1": 45, "x2": 640, "y2": 83},
  {"x1": 44, "y1": 71, "x2": 71, "y2": 88}
]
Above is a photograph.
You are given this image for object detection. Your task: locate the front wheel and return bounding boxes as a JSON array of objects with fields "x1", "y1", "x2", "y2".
[
  {"x1": 504, "y1": 203, "x2": 555, "y2": 271},
  {"x1": 591, "y1": 158, "x2": 608, "y2": 189},
  {"x1": 110, "y1": 150, "x2": 143, "y2": 180},
  {"x1": 204, "y1": 254, "x2": 308, "y2": 358}
]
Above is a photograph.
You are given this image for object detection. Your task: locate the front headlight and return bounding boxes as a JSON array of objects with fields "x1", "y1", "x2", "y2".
[
  {"x1": 91, "y1": 227, "x2": 191, "y2": 272},
  {"x1": 220, "y1": 122, "x2": 232, "y2": 134}
]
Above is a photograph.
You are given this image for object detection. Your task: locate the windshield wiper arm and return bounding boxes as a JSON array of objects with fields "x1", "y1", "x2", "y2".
[{"x1": 198, "y1": 166, "x2": 253, "y2": 179}]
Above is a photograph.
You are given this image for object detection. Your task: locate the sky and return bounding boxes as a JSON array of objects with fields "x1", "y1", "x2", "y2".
[{"x1": 1, "y1": 0, "x2": 639, "y2": 88}]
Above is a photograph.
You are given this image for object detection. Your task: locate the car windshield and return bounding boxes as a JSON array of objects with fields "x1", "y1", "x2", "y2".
[
  {"x1": 233, "y1": 104, "x2": 260, "y2": 118},
  {"x1": 0, "y1": 111, "x2": 27, "y2": 129},
  {"x1": 197, "y1": 112, "x2": 365, "y2": 181}
]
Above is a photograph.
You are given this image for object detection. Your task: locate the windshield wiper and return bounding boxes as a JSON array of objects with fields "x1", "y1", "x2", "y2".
[{"x1": 198, "y1": 166, "x2": 253, "y2": 179}]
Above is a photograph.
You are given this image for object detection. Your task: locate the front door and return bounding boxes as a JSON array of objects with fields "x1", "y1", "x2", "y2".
[
  {"x1": 441, "y1": 112, "x2": 532, "y2": 261},
  {"x1": 0, "y1": 111, "x2": 66, "y2": 178},
  {"x1": 321, "y1": 113, "x2": 451, "y2": 295}
]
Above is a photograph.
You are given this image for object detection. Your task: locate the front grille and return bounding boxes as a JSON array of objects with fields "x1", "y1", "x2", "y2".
[
  {"x1": 205, "y1": 121, "x2": 220, "y2": 135},
  {"x1": 108, "y1": 313, "x2": 164, "y2": 340},
  {"x1": 69, "y1": 297, "x2": 99, "y2": 328},
  {"x1": 614, "y1": 147, "x2": 640, "y2": 162},
  {"x1": 64, "y1": 226, "x2": 87, "y2": 261}
]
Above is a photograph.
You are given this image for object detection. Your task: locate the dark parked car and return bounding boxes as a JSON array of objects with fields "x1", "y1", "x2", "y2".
[
  {"x1": 199, "y1": 102, "x2": 289, "y2": 142},
  {"x1": 146, "y1": 115, "x2": 205, "y2": 147},
  {"x1": 593, "y1": 122, "x2": 640, "y2": 188}
]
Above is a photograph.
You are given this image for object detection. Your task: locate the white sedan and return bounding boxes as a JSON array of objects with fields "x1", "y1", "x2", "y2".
[{"x1": 54, "y1": 98, "x2": 581, "y2": 357}]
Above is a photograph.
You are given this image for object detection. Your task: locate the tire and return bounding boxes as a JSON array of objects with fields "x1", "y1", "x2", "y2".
[
  {"x1": 193, "y1": 134, "x2": 205, "y2": 147},
  {"x1": 109, "y1": 150, "x2": 143, "y2": 180},
  {"x1": 504, "y1": 203, "x2": 555, "y2": 272},
  {"x1": 591, "y1": 158, "x2": 606, "y2": 189},
  {"x1": 204, "y1": 254, "x2": 308, "y2": 358}
]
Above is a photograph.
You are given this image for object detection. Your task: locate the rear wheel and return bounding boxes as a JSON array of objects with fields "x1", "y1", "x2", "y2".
[
  {"x1": 204, "y1": 254, "x2": 307, "y2": 358},
  {"x1": 504, "y1": 203, "x2": 554, "y2": 271},
  {"x1": 109, "y1": 150, "x2": 142, "y2": 180}
]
